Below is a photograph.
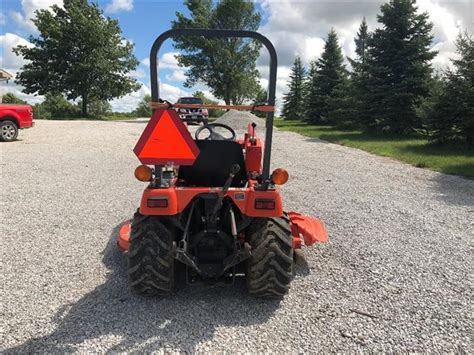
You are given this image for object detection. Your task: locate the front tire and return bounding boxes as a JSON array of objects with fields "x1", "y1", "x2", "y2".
[
  {"x1": 246, "y1": 217, "x2": 294, "y2": 298},
  {"x1": 0, "y1": 120, "x2": 19, "y2": 142},
  {"x1": 127, "y1": 212, "x2": 176, "y2": 296}
]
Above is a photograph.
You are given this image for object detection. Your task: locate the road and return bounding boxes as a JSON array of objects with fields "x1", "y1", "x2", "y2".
[{"x1": 1, "y1": 118, "x2": 472, "y2": 352}]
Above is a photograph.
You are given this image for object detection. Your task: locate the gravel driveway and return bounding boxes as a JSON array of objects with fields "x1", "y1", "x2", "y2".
[{"x1": 1, "y1": 118, "x2": 472, "y2": 352}]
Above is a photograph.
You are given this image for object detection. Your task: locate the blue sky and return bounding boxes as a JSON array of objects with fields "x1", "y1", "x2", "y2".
[{"x1": 1, "y1": 0, "x2": 472, "y2": 112}]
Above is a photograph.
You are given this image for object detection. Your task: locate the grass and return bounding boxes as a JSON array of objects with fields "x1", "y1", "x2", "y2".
[{"x1": 274, "y1": 119, "x2": 474, "y2": 179}]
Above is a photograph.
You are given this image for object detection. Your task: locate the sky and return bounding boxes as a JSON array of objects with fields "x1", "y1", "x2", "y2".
[{"x1": 0, "y1": 0, "x2": 473, "y2": 112}]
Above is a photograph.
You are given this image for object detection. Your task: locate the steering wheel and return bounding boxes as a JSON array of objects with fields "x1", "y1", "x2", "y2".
[{"x1": 195, "y1": 123, "x2": 236, "y2": 141}]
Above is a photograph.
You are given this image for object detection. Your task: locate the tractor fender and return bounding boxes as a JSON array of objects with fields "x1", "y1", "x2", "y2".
[{"x1": 287, "y1": 212, "x2": 328, "y2": 248}]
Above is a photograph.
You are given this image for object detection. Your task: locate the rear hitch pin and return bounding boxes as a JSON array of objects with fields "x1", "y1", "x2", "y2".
[{"x1": 229, "y1": 208, "x2": 237, "y2": 238}]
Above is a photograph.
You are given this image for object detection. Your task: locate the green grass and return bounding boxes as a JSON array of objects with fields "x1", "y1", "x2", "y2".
[{"x1": 275, "y1": 119, "x2": 474, "y2": 179}]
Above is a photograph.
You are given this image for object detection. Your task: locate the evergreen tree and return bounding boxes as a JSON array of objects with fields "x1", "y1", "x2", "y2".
[
  {"x1": 304, "y1": 60, "x2": 318, "y2": 122},
  {"x1": 424, "y1": 32, "x2": 474, "y2": 146},
  {"x1": 252, "y1": 86, "x2": 268, "y2": 118},
  {"x1": 282, "y1": 56, "x2": 306, "y2": 120},
  {"x1": 366, "y1": 0, "x2": 436, "y2": 133},
  {"x1": 305, "y1": 29, "x2": 346, "y2": 123},
  {"x1": 347, "y1": 18, "x2": 371, "y2": 127},
  {"x1": 327, "y1": 75, "x2": 356, "y2": 127}
]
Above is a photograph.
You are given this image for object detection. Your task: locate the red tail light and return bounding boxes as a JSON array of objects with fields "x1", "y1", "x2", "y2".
[
  {"x1": 255, "y1": 199, "x2": 275, "y2": 210},
  {"x1": 147, "y1": 197, "x2": 168, "y2": 208}
]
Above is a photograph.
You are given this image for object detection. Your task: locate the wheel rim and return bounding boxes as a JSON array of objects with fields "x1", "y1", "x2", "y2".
[{"x1": 2, "y1": 124, "x2": 16, "y2": 139}]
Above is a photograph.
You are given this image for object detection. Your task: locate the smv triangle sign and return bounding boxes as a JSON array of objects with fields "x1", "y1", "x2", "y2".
[{"x1": 133, "y1": 109, "x2": 200, "y2": 165}]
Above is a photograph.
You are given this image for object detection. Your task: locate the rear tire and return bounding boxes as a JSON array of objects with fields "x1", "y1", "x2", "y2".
[
  {"x1": 0, "y1": 120, "x2": 19, "y2": 142},
  {"x1": 127, "y1": 211, "x2": 175, "y2": 296},
  {"x1": 246, "y1": 217, "x2": 294, "y2": 298}
]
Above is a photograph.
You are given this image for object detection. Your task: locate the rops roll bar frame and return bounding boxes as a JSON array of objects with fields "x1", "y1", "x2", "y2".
[{"x1": 150, "y1": 28, "x2": 278, "y2": 188}]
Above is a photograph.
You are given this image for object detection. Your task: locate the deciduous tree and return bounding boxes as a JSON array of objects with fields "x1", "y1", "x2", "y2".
[
  {"x1": 14, "y1": 0, "x2": 140, "y2": 117},
  {"x1": 172, "y1": 0, "x2": 261, "y2": 105}
]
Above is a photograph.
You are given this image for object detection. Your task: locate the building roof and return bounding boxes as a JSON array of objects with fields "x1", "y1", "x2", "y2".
[{"x1": 0, "y1": 69, "x2": 13, "y2": 81}]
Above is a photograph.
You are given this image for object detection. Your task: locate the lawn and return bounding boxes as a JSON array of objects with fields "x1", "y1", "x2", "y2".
[{"x1": 274, "y1": 119, "x2": 474, "y2": 179}]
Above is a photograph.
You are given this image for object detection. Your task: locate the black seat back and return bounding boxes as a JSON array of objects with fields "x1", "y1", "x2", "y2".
[{"x1": 178, "y1": 140, "x2": 247, "y2": 187}]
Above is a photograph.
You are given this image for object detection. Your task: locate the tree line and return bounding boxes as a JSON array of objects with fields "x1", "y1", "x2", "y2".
[
  {"x1": 282, "y1": 0, "x2": 473, "y2": 147},
  {"x1": 8, "y1": 0, "x2": 264, "y2": 118}
]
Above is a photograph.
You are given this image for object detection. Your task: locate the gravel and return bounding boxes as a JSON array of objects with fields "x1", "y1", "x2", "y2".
[
  {"x1": 1, "y1": 115, "x2": 472, "y2": 352},
  {"x1": 215, "y1": 109, "x2": 265, "y2": 131}
]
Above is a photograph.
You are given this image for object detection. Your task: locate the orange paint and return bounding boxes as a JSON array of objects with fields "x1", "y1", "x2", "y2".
[
  {"x1": 139, "y1": 186, "x2": 283, "y2": 217},
  {"x1": 287, "y1": 212, "x2": 328, "y2": 246}
]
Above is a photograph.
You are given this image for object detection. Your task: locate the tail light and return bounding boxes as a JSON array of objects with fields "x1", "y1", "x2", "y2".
[
  {"x1": 147, "y1": 197, "x2": 168, "y2": 208},
  {"x1": 255, "y1": 199, "x2": 275, "y2": 210}
]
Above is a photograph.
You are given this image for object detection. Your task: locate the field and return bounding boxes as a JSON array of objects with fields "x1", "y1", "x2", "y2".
[{"x1": 275, "y1": 120, "x2": 474, "y2": 179}]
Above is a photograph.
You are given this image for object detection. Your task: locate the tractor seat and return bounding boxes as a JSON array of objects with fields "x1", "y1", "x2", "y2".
[{"x1": 178, "y1": 140, "x2": 247, "y2": 187}]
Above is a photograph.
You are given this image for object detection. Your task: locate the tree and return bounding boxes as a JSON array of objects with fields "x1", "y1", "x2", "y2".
[
  {"x1": 172, "y1": 0, "x2": 261, "y2": 105},
  {"x1": 88, "y1": 99, "x2": 112, "y2": 118},
  {"x1": 40, "y1": 93, "x2": 79, "y2": 119},
  {"x1": 282, "y1": 56, "x2": 306, "y2": 120},
  {"x1": 13, "y1": 0, "x2": 140, "y2": 117},
  {"x1": 366, "y1": 0, "x2": 436, "y2": 133},
  {"x1": 347, "y1": 18, "x2": 371, "y2": 127},
  {"x1": 305, "y1": 29, "x2": 347, "y2": 123},
  {"x1": 133, "y1": 95, "x2": 153, "y2": 118},
  {"x1": 2, "y1": 93, "x2": 27, "y2": 104},
  {"x1": 252, "y1": 86, "x2": 268, "y2": 118},
  {"x1": 193, "y1": 91, "x2": 224, "y2": 117},
  {"x1": 423, "y1": 32, "x2": 474, "y2": 146}
]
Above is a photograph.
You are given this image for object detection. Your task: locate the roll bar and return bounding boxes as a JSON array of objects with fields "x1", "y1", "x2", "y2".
[{"x1": 149, "y1": 28, "x2": 278, "y2": 188}]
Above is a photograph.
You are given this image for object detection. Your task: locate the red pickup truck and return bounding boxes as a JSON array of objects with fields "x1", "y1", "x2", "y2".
[{"x1": 0, "y1": 104, "x2": 34, "y2": 142}]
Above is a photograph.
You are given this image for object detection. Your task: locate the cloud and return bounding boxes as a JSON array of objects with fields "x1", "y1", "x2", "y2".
[
  {"x1": 109, "y1": 83, "x2": 149, "y2": 112},
  {"x1": 128, "y1": 68, "x2": 146, "y2": 79},
  {"x1": 10, "y1": 0, "x2": 63, "y2": 33},
  {"x1": 0, "y1": 33, "x2": 33, "y2": 72},
  {"x1": 0, "y1": 33, "x2": 42, "y2": 104},
  {"x1": 259, "y1": 0, "x2": 472, "y2": 109},
  {"x1": 166, "y1": 70, "x2": 187, "y2": 82},
  {"x1": 109, "y1": 82, "x2": 190, "y2": 112},
  {"x1": 141, "y1": 52, "x2": 183, "y2": 69},
  {"x1": 105, "y1": 0, "x2": 134, "y2": 14}
]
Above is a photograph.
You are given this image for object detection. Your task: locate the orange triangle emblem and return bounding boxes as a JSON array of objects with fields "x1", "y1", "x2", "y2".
[{"x1": 134, "y1": 109, "x2": 200, "y2": 165}]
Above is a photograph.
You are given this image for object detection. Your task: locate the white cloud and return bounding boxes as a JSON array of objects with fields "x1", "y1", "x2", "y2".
[
  {"x1": 109, "y1": 82, "x2": 190, "y2": 112},
  {"x1": 0, "y1": 32, "x2": 42, "y2": 104},
  {"x1": 166, "y1": 70, "x2": 187, "y2": 82},
  {"x1": 141, "y1": 52, "x2": 182, "y2": 69},
  {"x1": 11, "y1": 0, "x2": 63, "y2": 33},
  {"x1": 128, "y1": 68, "x2": 146, "y2": 79},
  {"x1": 105, "y1": 0, "x2": 134, "y2": 14},
  {"x1": 0, "y1": 33, "x2": 33, "y2": 72},
  {"x1": 140, "y1": 57, "x2": 150, "y2": 67},
  {"x1": 109, "y1": 83, "x2": 149, "y2": 113},
  {"x1": 259, "y1": 0, "x2": 473, "y2": 109},
  {"x1": 160, "y1": 83, "x2": 190, "y2": 103},
  {"x1": 160, "y1": 52, "x2": 181, "y2": 69}
]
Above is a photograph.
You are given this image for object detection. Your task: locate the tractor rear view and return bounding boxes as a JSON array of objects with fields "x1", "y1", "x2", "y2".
[{"x1": 118, "y1": 29, "x2": 328, "y2": 298}]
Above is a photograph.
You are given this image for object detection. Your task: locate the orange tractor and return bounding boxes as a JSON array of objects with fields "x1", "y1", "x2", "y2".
[{"x1": 118, "y1": 29, "x2": 328, "y2": 298}]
